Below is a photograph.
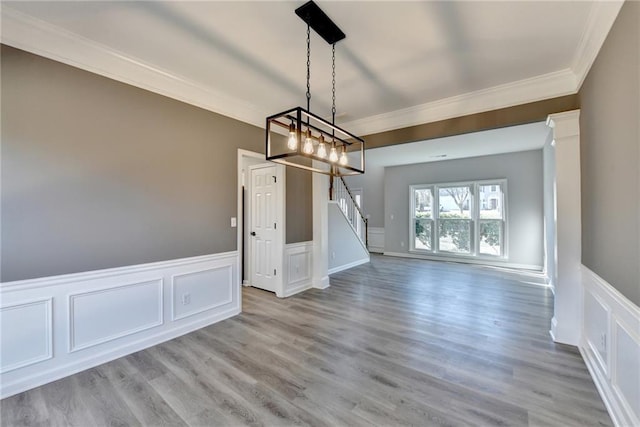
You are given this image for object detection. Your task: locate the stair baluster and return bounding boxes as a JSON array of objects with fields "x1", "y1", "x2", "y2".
[{"x1": 329, "y1": 176, "x2": 368, "y2": 248}]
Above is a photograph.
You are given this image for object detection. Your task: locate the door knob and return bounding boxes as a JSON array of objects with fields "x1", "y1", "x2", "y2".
[{"x1": 250, "y1": 231, "x2": 256, "y2": 236}]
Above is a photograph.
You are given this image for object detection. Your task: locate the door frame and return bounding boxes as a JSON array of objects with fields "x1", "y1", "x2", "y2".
[{"x1": 236, "y1": 149, "x2": 286, "y2": 298}]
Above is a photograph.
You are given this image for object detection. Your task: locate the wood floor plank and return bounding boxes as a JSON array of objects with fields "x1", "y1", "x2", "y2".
[
  {"x1": 0, "y1": 388, "x2": 50, "y2": 427},
  {"x1": 96, "y1": 359, "x2": 187, "y2": 427},
  {"x1": 31, "y1": 376, "x2": 94, "y2": 427},
  {"x1": 74, "y1": 368, "x2": 142, "y2": 427},
  {"x1": 1, "y1": 255, "x2": 612, "y2": 426}
]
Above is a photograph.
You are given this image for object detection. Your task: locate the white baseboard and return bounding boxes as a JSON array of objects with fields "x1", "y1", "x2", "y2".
[
  {"x1": 313, "y1": 276, "x2": 330, "y2": 290},
  {"x1": 328, "y1": 258, "x2": 370, "y2": 275},
  {"x1": 0, "y1": 306, "x2": 239, "y2": 399},
  {"x1": 282, "y1": 282, "x2": 312, "y2": 298},
  {"x1": 384, "y1": 251, "x2": 543, "y2": 272},
  {"x1": 550, "y1": 317, "x2": 558, "y2": 341},
  {"x1": 0, "y1": 251, "x2": 240, "y2": 399},
  {"x1": 580, "y1": 266, "x2": 640, "y2": 427}
]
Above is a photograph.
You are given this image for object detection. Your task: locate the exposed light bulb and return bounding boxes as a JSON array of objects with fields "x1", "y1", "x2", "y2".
[
  {"x1": 329, "y1": 146, "x2": 339, "y2": 162},
  {"x1": 339, "y1": 148, "x2": 348, "y2": 166},
  {"x1": 287, "y1": 124, "x2": 297, "y2": 150},
  {"x1": 303, "y1": 131, "x2": 314, "y2": 154},
  {"x1": 317, "y1": 138, "x2": 327, "y2": 159}
]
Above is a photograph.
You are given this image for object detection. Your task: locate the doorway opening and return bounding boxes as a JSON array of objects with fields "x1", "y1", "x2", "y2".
[{"x1": 237, "y1": 150, "x2": 285, "y2": 298}]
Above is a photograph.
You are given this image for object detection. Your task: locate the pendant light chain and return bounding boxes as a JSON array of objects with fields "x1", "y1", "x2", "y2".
[
  {"x1": 265, "y1": 2, "x2": 364, "y2": 177},
  {"x1": 332, "y1": 43, "x2": 336, "y2": 125},
  {"x1": 306, "y1": 21, "x2": 311, "y2": 114}
]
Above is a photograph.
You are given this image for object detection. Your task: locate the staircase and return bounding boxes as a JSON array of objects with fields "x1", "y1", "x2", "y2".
[{"x1": 330, "y1": 176, "x2": 368, "y2": 249}]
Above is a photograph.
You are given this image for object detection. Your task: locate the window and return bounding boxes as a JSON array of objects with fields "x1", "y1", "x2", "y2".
[
  {"x1": 478, "y1": 184, "x2": 504, "y2": 256},
  {"x1": 410, "y1": 180, "x2": 506, "y2": 258},
  {"x1": 412, "y1": 187, "x2": 433, "y2": 250},
  {"x1": 438, "y1": 185, "x2": 472, "y2": 254}
]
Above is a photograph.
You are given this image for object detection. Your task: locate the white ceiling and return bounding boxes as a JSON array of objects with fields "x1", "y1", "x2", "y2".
[
  {"x1": 365, "y1": 121, "x2": 549, "y2": 168},
  {"x1": 1, "y1": 1, "x2": 623, "y2": 137}
]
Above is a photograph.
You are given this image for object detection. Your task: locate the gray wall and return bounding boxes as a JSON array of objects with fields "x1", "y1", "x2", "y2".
[
  {"x1": 1, "y1": 45, "x2": 311, "y2": 282},
  {"x1": 286, "y1": 166, "x2": 312, "y2": 243},
  {"x1": 384, "y1": 150, "x2": 544, "y2": 268},
  {"x1": 328, "y1": 204, "x2": 369, "y2": 271},
  {"x1": 578, "y1": 1, "x2": 639, "y2": 305}
]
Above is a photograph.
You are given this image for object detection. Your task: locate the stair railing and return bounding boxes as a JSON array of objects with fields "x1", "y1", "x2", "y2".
[{"x1": 330, "y1": 176, "x2": 368, "y2": 248}]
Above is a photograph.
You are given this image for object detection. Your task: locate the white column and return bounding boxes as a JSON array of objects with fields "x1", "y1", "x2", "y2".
[
  {"x1": 312, "y1": 172, "x2": 330, "y2": 289},
  {"x1": 546, "y1": 109, "x2": 582, "y2": 346}
]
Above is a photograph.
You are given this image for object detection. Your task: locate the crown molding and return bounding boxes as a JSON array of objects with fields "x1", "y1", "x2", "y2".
[
  {"x1": 0, "y1": 2, "x2": 624, "y2": 136},
  {"x1": 341, "y1": 69, "x2": 577, "y2": 136},
  {"x1": 571, "y1": 0, "x2": 625, "y2": 91},
  {"x1": 0, "y1": 7, "x2": 267, "y2": 129}
]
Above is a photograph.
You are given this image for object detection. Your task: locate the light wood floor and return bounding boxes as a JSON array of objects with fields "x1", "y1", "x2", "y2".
[{"x1": 1, "y1": 255, "x2": 612, "y2": 426}]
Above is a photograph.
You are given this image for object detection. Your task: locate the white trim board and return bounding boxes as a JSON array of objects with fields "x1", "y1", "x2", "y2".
[
  {"x1": 571, "y1": 0, "x2": 626, "y2": 90},
  {"x1": 0, "y1": 2, "x2": 624, "y2": 136},
  {"x1": 0, "y1": 251, "x2": 236, "y2": 292},
  {"x1": 328, "y1": 258, "x2": 370, "y2": 276},
  {"x1": 0, "y1": 251, "x2": 240, "y2": 399},
  {"x1": 580, "y1": 266, "x2": 640, "y2": 427}
]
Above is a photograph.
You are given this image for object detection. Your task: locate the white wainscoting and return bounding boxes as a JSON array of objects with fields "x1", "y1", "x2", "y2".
[
  {"x1": 283, "y1": 242, "x2": 313, "y2": 298},
  {"x1": 580, "y1": 266, "x2": 640, "y2": 427},
  {"x1": 0, "y1": 298, "x2": 53, "y2": 374},
  {"x1": 69, "y1": 279, "x2": 164, "y2": 353},
  {"x1": 368, "y1": 227, "x2": 385, "y2": 253},
  {"x1": 171, "y1": 266, "x2": 233, "y2": 321},
  {"x1": 0, "y1": 251, "x2": 239, "y2": 399}
]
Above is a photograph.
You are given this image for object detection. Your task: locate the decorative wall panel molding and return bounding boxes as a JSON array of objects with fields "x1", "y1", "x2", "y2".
[
  {"x1": 581, "y1": 266, "x2": 640, "y2": 427},
  {"x1": 171, "y1": 266, "x2": 233, "y2": 321},
  {"x1": 0, "y1": 298, "x2": 52, "y2": 374},
  {"x1": 283, "y1": 242, "x2": 313, "y2": 297},
  {"x1": 0, "y1": 251, "x2": 239, "y2": 399},
  {"x1": 68, "y1": 280, "x2": 163, "y2": 352}
]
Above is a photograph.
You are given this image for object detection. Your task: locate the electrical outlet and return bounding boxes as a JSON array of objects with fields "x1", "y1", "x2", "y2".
[
  {"x1": 400, "y1": 241, "x2": 405, "y2": 247},
  {"x1": 231, "y1": 217, "x2": 237, "y2": 227},
  {"x1": 331, "y1": 251, "x2": 336, "y2": 259},
  {"x1": 181, "y1": 293, "x2": 191, "y2": 305},
  {"x1": 600, "y1": 332, "x2": 607, "y2": 350}
]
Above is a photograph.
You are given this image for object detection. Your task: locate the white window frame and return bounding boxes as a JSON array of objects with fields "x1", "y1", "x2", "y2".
[
  {"x1": 410, "y1": 185, "x2": 435, "y2": 252},
  {"x1": 409, "y1": 179, "x2": 508, "y2": 260}
]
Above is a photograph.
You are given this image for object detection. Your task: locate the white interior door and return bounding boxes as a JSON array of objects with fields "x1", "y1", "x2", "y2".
[{"x1": 249, "y1": 164, "x2": 279, "y2": 293}]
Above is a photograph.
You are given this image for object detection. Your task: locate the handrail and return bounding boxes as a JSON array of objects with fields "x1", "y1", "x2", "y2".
[
  {"x1": 330, "y1": 176, "x2": 369, "y2": 248},
  {"x1": 339, "y1": 177, "x2": 367, "y2": 222}
]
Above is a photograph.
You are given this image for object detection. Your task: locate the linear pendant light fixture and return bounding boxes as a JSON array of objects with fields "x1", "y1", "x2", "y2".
[{"x1": 265, "y1": 1, "x2": 365, "y2": 176}]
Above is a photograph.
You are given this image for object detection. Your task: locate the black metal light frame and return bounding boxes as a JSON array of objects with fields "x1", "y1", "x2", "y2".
[
  {"x1": 266, "y1": 107, "x2": 365, "y2": 176},
  {"x1": 265, "y1": 1, "x2": 365, "y2": 177}
]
